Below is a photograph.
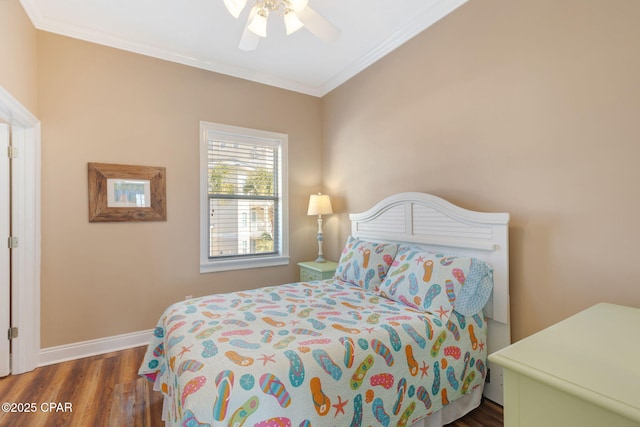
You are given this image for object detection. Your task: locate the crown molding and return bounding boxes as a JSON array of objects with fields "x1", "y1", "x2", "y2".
[
  {"x1": 20, "y1": 0, "x2": 323, "y2": 96},
  {"x1": 20, "y1": 0, "x2": 466, "y2": 98},
  {"x1": 319, "y1": 0, "x2": 468, "y2": 95}
]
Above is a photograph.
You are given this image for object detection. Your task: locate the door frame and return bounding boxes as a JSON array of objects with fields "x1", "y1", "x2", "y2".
[
  {"x1": 0, "y1": 86, "x2": 41, "y2": 374},
  {"x1": 0, "y1": 122, "x2": 9, "y2": 377}
]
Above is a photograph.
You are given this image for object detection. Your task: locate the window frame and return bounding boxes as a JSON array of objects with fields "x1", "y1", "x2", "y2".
[{"x1": 199, "y1": 121, "x2": 289, "y2": 273}]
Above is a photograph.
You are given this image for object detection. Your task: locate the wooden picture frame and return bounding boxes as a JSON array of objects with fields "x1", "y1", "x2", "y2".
[{"x1": 88, "y1": 163, "x2": 167, "y2": 222}]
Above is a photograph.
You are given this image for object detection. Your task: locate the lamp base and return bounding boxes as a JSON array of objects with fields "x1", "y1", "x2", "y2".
[{"x1": 315, "y1": 220, "x2": 327, "y2": 263}]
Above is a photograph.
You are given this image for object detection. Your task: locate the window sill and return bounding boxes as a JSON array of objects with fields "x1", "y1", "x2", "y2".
[{"x1": 200, "y1": 255, "x2": 290, "y2": 273}]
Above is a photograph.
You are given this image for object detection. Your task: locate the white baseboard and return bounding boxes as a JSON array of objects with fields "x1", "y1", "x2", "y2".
[{"x1": 38, "y1": 329, "x2": 153, "y2": 367}]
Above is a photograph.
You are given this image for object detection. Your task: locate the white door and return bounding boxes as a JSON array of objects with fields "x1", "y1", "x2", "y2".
[{"x1": 0, "y1": 122, "x2": 10, "y2": 377}]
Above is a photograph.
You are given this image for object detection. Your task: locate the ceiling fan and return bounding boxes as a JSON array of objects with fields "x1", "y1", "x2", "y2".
[{"x1": 223, "y1": 0, "x2": 341, "y2": 51}]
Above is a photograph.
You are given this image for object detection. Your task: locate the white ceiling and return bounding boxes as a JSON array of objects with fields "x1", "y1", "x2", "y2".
[{"x1": 19, "y1": 0, "x2": 467, "y2": 97}]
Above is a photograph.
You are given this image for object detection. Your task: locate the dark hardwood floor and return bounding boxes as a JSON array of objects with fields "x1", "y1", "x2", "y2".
[
  {"x1": 448, "y1": 399, "x2": 503, "y2": 427},
  {"x1": 0, "y1": 346, "x2": 503, "y2": 426}
]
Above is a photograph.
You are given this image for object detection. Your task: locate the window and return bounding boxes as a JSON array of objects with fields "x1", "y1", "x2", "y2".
[{"x1": 200, "y1": 122, "x2": 289, "y2": 272}]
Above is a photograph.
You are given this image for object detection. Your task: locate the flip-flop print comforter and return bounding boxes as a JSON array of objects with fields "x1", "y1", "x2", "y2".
[{"x1": 139, "y1": 279, "x2": 488, "y2": 426}]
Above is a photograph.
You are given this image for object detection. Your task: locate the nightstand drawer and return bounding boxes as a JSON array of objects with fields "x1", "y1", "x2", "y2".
[
  {"x1": 300, "y1": 268, "x2": 321, "y2": 282},
  {"x1": 298, "y1": 261, "x2": 337, "y2": 282}
]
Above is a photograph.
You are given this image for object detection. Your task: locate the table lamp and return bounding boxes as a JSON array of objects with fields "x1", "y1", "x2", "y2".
[{"x1": 307, "y1": 193, "x2": 333, "y2": 262}]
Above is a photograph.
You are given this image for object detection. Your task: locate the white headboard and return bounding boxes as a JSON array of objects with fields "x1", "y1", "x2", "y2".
[{"x1": 349, "y1": 192, "x2": 510, "y2": 403}]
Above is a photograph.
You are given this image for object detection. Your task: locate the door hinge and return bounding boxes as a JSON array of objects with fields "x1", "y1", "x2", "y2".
[
  {"x1": 8, "y1": 236, "x2": 18, "y2": 249},
  {"x1": 8, "y1": 327, "x2": 18, "y2": 340},
  {"x1": 7, "y1": 146, "x2": 17, "y2": 159}
]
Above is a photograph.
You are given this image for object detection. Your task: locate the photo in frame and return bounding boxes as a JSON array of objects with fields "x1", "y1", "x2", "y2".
[
  {"x1": 106, "y1": 178, "x2": 151, "y2": 208},
  {"x1": 88, "y1": 163, "x2": 166, "y2": 222}
]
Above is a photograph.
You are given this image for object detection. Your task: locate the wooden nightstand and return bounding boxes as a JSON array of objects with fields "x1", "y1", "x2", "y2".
[
  {"x1": 297, "y1": 261, "x2": 338, "y2": 282},
  {"x1": 489, "y1": 303, "x2": 640, "y2": 426}
]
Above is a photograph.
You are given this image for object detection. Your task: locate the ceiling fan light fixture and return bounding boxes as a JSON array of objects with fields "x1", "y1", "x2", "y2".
[
  {"x1": 223, "y1": 0, "x2": 248, "y2": 18},
  {"x1": 226, "y1": 0, "x2": 339, "y2": 49},
  {"x1": 284, "y1": 10, "x2": 303, "y2": 35},
  {"x1": 248, "y1": 9, "x2": 268, "y2": 37}
]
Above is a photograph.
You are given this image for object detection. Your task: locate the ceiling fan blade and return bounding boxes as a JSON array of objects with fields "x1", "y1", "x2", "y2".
[
  {"x1": 238, "y1": 6, "x2": 261, "y2": 51},
  {"x1": 297, "y1": 6, "x2": 340, "y2": 42},
  {"x1": 239, "y1": 29, "x2": 261, "y2": 51}
]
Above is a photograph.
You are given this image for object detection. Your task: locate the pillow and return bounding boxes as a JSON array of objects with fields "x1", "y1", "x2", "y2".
[
  {"x1": 378, "y1": 246, "x2": 493, "y2": 317},
  {"x1": 334, "y1": 236, "x2": 398, "y2": 291}
]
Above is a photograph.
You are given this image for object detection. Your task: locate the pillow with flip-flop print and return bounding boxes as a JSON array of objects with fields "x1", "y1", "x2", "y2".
[
  {"x1": 378, "y1": 245, "x2": 494, "y2": 317},
  {"x1": 334, "y1": 236, "x2": 398, "y2": 291}
]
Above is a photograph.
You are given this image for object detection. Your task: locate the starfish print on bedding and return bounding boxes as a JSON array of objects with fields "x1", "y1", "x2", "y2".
[
  {"x1": 435, "y1": 306, "x2": 449, "y2": 319},
  {"x1": 177, "y1": 345, "x2": 193, "y2": 359},
  {"x1": 257, "y1": 354, "x2": 276, "y2": 366},
  {"x1": 420, "y1": 361, "x2": 429, "y2": 378},
  {"x1": 332, "y1": 395, "x2": 348, "y2": 416}
]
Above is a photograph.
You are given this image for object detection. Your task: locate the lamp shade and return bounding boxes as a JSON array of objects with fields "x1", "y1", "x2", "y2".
[
  {"x1": 284, "y1": 10, "x2": 304, "y2": 35},
  {"x1": 223, "y1": 0, "x2": 247, "y2": 18},
  {"x1": 248, "y1": 10, "x2": 268, "y2": 37},
  {"x1": 307, "y1": 194, "x2": 333, "y2": 216}
]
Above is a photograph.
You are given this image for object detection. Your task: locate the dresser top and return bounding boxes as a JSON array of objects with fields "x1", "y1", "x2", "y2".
[{"x1": 489, "y1": 303, "x2": 640, "y2": 422}]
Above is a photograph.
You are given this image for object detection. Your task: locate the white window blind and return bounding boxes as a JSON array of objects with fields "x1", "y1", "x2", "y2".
[{"x1": 200, "y1": 122, "x2": 289, "y2": 273}]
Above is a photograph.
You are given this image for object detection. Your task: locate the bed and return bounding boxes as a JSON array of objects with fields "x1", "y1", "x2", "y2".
[{"x1": 139, "y1": 192, "x2": 510, "y2": 427}]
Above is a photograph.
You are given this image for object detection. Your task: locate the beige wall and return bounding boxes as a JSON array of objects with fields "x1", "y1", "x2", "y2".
[
  {"x1": 37, "y1": 33, "x2": 322, "y2": 347},
  {"x1": 322, "y1": 0, "x2": 640, "y2": 342},
  {"x1": 7, "y1": 0, "x2": 640, "y2": 348},
  {"x1": 0, "y1": 0, "x2": 38, "y2": 113}
]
